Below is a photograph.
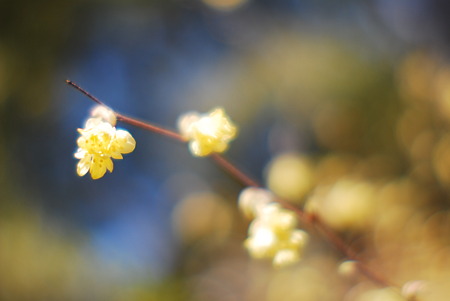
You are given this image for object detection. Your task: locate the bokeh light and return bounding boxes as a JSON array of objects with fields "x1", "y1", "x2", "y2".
[{"x1": 202, "y1": 0, "x2": 249, "y2": 12}]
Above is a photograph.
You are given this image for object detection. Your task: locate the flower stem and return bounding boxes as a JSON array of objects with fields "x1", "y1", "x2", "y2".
[
  {"x1": 210, "y1": 154, "x2": 260, "y2": 188},
  {"x1": 116, "y1": 114, "x2": 185, "y2": 142},
  {"x1": 311, "y1": 216, "x2": 394, "y2": 286},
  {"x1": 66, "y1": 80, "x2": 107, "y2": 106},
  {"x1": 66, "y1": 80, "x2": 185, "y2": 142}
]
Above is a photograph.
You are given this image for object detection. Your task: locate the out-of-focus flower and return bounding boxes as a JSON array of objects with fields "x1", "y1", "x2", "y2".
[
  {"x1": 238, "y1": 188, "x2": 308, "y2": 268},
  {"x1": 172, "y1": 192, "x2": 233, "y2": 245},
  {"x1": 238, "y1": 187, "x2": 275, "y2": 219},
  {"x1": 266, "y1": 153, "x2": 315, "y2": 204},
  {"x1": 177, "y1": 107, "x2": 237, "y2": 157},
  {"x1": 272, "y1": 248, "x2": 301, "y2": 268},
  {"x1": 338, "y1": 260, "x2": 359, "y2": 279},
  {"x1": 354, "y1": 287, "x2": 405, "y2": 301},
  {"x1": 306, "y1": 178, "x2": 376, "y2": 231},
  {"x1": 90, "y1": 105, "x2": 117, "y2": 125},
  {"x1": 401, "y1": 280, "x2": 428, "y2": 300},
  {"x1": 74, "y1": 106, "x2": 135, "y2": 179},
  {"x1": 202, "y1": 0, "x2": 248, "y2": 12}
]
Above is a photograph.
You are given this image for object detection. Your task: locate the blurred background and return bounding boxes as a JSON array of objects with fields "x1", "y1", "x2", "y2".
[{"x1": 1, "y1": 0, "x2": 450, "y2": 300}]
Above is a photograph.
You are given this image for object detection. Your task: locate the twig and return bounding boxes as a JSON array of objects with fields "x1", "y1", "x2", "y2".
[
  {"x1": 116, "y1": 114, "x2": 185, "y2": 142},
  {"x1": 66, "y1": 79, "x2": 395, "y2": 288},
  {"x1": 66, "y1": 80, "x2": 107, "y2": 106},
  {"x1": 210, "y1": 154, "x2": 260, "y2": 188}
]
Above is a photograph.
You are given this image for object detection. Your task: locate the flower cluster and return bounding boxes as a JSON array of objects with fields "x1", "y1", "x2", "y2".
[
  {"x1": 177, "y1": 107, "x2": 237, "y2": 157},
  {"x1": 74, "y1": 106, "x2": 136, "y2": 179},
  {"x1": 238, "y1": 187, "x2": 309, "y2": 268}
]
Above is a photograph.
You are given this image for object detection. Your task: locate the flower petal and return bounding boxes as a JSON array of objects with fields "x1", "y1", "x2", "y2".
[
  {"x1": 105, "y1": 157, "x2": 114, "y2": 172},
  {"x1": 76, "y1": 155, "x2": 91, "y2": 176},
  {"x1": 115, "y1": 130, "x2": 136, "y2": 154},
  {"x1": 74, "y1": 148, "x2": 87, "y2": 159},
  {"x1": 177, "y1": 111, "x2": 200, "y2": 139},
  {"x1": 110, "y1": 153, "x2": 123, "y2": 160},
  {"x1": 90, "y1": 156, "x2": 107, "y2": 179},
  {"x1": 90, "y1": 105, "x2": 117, "y2": 126}
]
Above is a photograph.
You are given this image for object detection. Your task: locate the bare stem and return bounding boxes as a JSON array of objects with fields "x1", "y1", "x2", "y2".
[
  {"x1": 66, "y1": 80, "x2": 185, "y2": 142},
  {"x1": 210, "y1": 154, "x2": 260, "y2": 188},
  {"x1": 67, "y1": 79, "x2": 395, "y2": 288},
  {"x1": 116, "y1": 114, "x2": 185, "y2": 142},
  {"x1": 310, "y1": 216, "x2": 394, "y2": 286},
  {"x1": 269, "y1": 197, "x2": 393, "y2": 286},
  {"x1": 66, "y1": 80, "x2": 107, "y2": 106}
]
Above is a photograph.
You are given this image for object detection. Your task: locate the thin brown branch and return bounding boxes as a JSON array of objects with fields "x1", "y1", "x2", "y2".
[
  {"x1": 270, "y1": 198, "x2": 393, "y2": 286},
  {"x1": 211, "y1": 154, "x2": 260, "y2": 188},
  {"x1": 67, "y1": 79, "x2": 395, "y2": 288},
  {"x1": 310, "y1": 216, "x2": 394, "y2": 287},
  {"x1": 66, "y1": 80, "x2": 106, "y2": 106},
  {"x1": 66, "y1": 80, "x2": 185, "y2": 142},
  {"x1": 208, "y1": 152, "x2": 392, "y2": 286},
  {"x1": 116, "y1": 114, "x2": 185, "y2": 142}
]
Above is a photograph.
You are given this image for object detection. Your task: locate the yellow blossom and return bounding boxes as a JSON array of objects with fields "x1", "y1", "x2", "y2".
[
  {"x1": 244, "y1": 208, "x2": 308, "y2": 267},
  {"x1": 177, "y1": 107, "x2": 238, "y2": 157},
  {"x1": 272, "y1": 249, "x2": 300, "y2": 268},
  {"x1": 239, "y1": 189, "x2": 309, "y2": 268},
  {"x1": 238, "y1": 187, "x2": 275, "y2": 219},
  {"x1": 74, "y1": 115, "x2": 135, "y2": 180},
  {"x1": 245, "y1": 225, "x2": 279, "y2": 258},
  {"x1": 257, "y1": 203, "x2": 298, "y2": 233}
]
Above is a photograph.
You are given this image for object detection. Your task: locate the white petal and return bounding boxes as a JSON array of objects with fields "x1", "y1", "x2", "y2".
[
  {"x1": 273, "y1": 249, "x2": 300, "y2": 268},
  {"x1": 84, "y1": 117, "x2": 103, "y2": 129},
  {"x1": 90, "y1": 105, "x2": 117, "y2": 126},
  {"x1": 177, "y1": 111, "x2": 200, "y2": 139},
  {"x1": 74, "y1": 148, "x2": 87, "y2": 159},
  {"x1": 115, "y1": 130, "x2": 136, "y2": 153},
  {"x1": 76, "y1": 155, "x2": 91, "y2": 176}
]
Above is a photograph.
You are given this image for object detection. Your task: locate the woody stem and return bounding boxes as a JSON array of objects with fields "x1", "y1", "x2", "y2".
[{"x1": 67, "y1": 79, "x2": 395, "y2": 288}]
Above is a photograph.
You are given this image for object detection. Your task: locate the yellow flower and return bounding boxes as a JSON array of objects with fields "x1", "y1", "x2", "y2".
[
  {"x1": 238, "y1": 187, "x2": 275, "y2": 219},
  {"x1": 245, "y1": 211, "x2": 308, "y2": 267},
  {"x1": 239, "y1": 189, "x2": 309, "y2": 268},
  {"x1": 177, "y1": 107, "x2": 238, "y2": 157},
  {"x1": 74, "y1": 115, "x2": 135, "y2": 180}
]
